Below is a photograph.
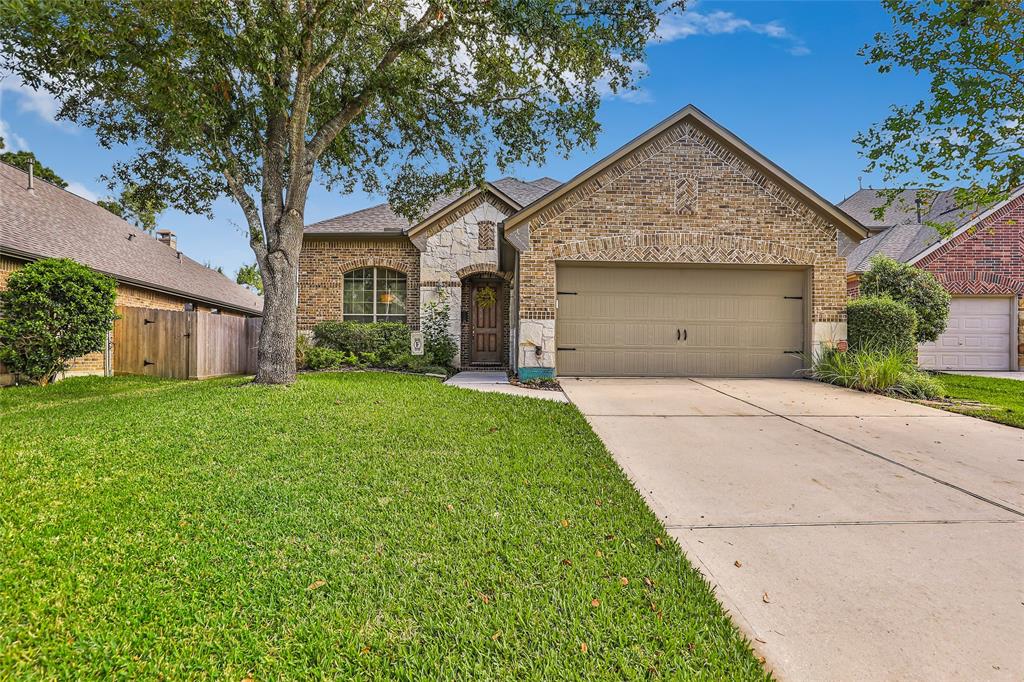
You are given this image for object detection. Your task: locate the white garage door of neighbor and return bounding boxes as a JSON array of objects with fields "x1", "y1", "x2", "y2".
[
  {"x1": 555, "y1": 265, "x2": 806, "y2": 377},
  {"x1": 919, "y1": 297, "x2": 1012, "y2": 371}
]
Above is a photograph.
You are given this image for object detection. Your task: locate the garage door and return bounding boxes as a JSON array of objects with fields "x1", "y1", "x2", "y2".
[
  {"x1": 918, "y1": 297, "x2": 1012, "y2": 371},
  {"x1": 555, "y1": 265, "x2": 806, "y2": 377}
]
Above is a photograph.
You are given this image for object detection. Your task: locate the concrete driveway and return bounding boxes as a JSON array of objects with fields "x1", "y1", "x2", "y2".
[{"x1": 561, "y1": 377, "x2": 1024, "y2": 681}]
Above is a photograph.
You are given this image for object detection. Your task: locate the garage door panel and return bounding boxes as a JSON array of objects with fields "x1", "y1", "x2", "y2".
[
  {"x1": 918, "y1": 297, "x2": 1011, "y2": 371},
  {"x1": 556, "y1": 265, "x2": 806, "y2": 377}
]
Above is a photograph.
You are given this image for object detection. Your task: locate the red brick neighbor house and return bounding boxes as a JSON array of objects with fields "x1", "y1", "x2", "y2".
[
  {"x1": 840, "y1": 186, "x2": 1023, "y2": 372},
  {"x1": 300, "y1": 105, "x2": 869, "y2": 379},
  {"x1": 0, "y1": 161, "x2": 263, "y2": 384}
]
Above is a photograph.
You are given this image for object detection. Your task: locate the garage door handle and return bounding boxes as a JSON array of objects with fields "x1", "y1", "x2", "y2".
[{"x1": 677, "y1": 329, "x2": 680, "y2": 341}]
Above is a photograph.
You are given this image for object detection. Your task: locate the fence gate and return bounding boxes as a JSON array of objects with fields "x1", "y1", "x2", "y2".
[{"x1": 112, "y1": 306, "x2": 260, "y2": 379}]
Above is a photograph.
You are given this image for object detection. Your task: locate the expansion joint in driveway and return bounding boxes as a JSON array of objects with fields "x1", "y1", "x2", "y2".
[{"x1": 688, "y1": 378, "x2": 1024, "y2": 520}]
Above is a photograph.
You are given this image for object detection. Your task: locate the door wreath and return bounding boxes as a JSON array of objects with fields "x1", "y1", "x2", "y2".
[{"x1": 474, "y1": 286, "x2": 497, "y2": 309}]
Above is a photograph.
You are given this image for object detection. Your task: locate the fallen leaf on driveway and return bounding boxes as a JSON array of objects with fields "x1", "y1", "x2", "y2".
[
  {"x1": 762, "y1": 592, "x2": 771, "y2": 603},
  {"x1": 734, "y1": 560, "x2": 742, "y2": 568}
]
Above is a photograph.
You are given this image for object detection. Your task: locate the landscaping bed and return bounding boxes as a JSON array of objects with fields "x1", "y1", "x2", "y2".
[{"x1": 0, "y1": 373, "x2": 765, "y2": 679}]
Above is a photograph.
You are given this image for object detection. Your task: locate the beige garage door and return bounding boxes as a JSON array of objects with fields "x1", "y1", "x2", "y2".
[
  {"x1": 556, "y1": 265, "x2": 806, "y2": 377},
  {"x1": 918, "y1": 297, "x2": 1012, "y2": 371}
]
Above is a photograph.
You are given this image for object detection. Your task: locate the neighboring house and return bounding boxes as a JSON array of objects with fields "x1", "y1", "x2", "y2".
[
  {"x1": 840, "y1": 187, "x2": 1023, "y2": 372},
  {"x1": 300, "y1": 104, "x2": 868, "y2": 379},
  {"x1": 0, "y1": 161, "x2": 263, "y2": 383}
]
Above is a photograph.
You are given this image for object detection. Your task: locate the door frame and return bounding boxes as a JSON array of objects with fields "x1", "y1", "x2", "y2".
[{"x1": 467, "y1": 278, "x2": 505, "y2": 366}]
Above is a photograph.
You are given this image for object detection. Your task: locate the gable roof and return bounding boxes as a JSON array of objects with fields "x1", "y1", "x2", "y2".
[
  {"x1": 304, "y1": 177, "x2": 561, "y2": 237},
  {"x1": 0, "y1": 162, "x2": 263, "y2": 315},
  {"x1": 838, "y1": 187, "x2": 1015, "y2": 273},
  {"x1": 502, "y1": 104, "x2": 868, "y2": 241}
]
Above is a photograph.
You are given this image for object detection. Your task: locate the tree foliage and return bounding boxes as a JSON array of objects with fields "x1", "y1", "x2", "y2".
[
  {"x1": 235, "y1": 262, "x2": 264, "y2": 295},
  {"x1": 97, "y1": 184, "x2": 167, "y2": 233},
  {"x1": 0, "y1": 0, "x2": 677, "y2": 383},
  {"x1": 856, "y1": 0, "x2": 1024, "y2": 228},
  {"x1": 0, "y1": 258, "x2": 118, "y2": 385},
  {"x1": 860, "y1": 255, "x2": 951, "y2": 343},
  {"x1": 0, "y1": 137, "x2": 68, "y2": 188}
]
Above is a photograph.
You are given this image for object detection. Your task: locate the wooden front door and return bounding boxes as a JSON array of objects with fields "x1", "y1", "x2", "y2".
[{"x1": 470, "y1": 282, "x2": 502, "y2": 364}]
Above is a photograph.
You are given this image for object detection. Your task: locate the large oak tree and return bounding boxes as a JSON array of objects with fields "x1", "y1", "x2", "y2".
[{"x1": 1, "y1": 0, "x2": 677, "y2": 383}]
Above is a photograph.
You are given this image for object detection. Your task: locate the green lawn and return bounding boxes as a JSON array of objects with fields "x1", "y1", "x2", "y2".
[
  {"x1": 0, "y1": 373, "x2": 765, "y2": 680},
  {"x1": 935, "y1": 373, "x2": 1024, "y2": 429}
]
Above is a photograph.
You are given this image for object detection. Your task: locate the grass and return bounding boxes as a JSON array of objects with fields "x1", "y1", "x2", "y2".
[
  {"x1": 934, "y1": 373, "x2": 1024, "y2": 429},
  {"x1": 0, "y1": 373, "x2": 766, "y2": 680}
]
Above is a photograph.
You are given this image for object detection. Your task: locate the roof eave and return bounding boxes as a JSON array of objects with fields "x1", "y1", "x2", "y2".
[
  {"x1": 405, "y1": 183, "x2": 522, "y2": 240},
  {"x1": 0, "y1": 246, "x2": 262, "y2": 316}
]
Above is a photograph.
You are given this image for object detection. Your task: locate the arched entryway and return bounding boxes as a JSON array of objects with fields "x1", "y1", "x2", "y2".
[{"x1": 460, "y1": 271, "x2": 511, "y2": 368}]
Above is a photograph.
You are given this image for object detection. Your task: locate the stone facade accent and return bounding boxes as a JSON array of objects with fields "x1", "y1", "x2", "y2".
[
  {"x1": 298, "y1": 237, "x2": 421, "y2": 330},
  {"x1": 914, "y1": 193, "x2": 1024, "y2": 368},
  {"x1": 513, "y1": 119, "x2": 848, "y2": 374}
]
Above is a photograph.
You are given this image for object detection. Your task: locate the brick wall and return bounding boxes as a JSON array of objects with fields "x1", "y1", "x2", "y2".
[
  {"x1": 514, "y1": 119, "x2": 849, "y2": 372},
  {"x1": 298, "y1": 236, "x2": 421, "y2": 330},
  {"x1": 915, "y1": 194, "x2": 1024, "y2": 367}
]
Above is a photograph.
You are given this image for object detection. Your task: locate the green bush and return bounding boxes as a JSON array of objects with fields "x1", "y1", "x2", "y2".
[
  {"x1": 312, "y1": 321, "x2": 410, "y2": 366},
  {"x1": 0, "y1": 258, "x2": 117, "y2": 385},
  {"x1": 860, "y1": 255, "x2": 951, "y2": 343},
  {"x1": 304, "y1": 346, "x2": 359, "y2": 370},
  {"x1": 847, "y1": 296, "x2": 917, "y2": 353},
  {"x1": 421, "y1": 293, "x2": 457, "y2": 367},
  {"x1": 810, "y1": 347, "x2": 944, "y2": 399}
]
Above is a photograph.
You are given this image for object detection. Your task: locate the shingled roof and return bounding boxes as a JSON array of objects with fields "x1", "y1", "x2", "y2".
[
  {"x1": 0, "y1": 162, "x2": 263, "y2": 315},
  {"x1": 304, "y1": 177, "x2": 561, "y2": 236},
  {"x1": 838, "y1": 188, "x2": 999, "y2": 274}
]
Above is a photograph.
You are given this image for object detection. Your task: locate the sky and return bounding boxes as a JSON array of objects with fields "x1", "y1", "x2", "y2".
[{"x1": 0, "y1": 1, "x2": 927, "y2": 277}]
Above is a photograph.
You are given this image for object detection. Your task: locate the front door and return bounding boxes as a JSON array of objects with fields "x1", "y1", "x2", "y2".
[{"x1": 470, "y1": 282, "x2": 502, "y2": 364}]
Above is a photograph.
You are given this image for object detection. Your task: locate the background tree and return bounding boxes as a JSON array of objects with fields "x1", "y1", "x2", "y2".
[
  {"x1": 0, "y1": 136, "x2": 68, "y2": 188},
  {"x1": 1, "y1": 1, "x2": 678, "y2": 384},
  {"x1": 860, "y1": 255, "x2": 950, "y2": 343},
  {"x1": 97, "y1": 184, "x2": 167, "y2": 233},
  {"x1": 856, "y1": 0, "x2": 1023, "y2": 229},
  {"x1": 0, "y1": 258, "x2": 117, "y2": 386},
  {"x1": 235, "y1": 262, "x2": 264, "y2": 295}
]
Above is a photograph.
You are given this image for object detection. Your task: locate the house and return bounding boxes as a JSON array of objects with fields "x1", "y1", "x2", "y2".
[
  {"x1": 0, "y1": 161, "x2": 263, "y2": 383},
  {"x1": 299, "y1": 104, "x2": 868, "y2": 379},
  {"x1": 840, "y1": 187, "x2": 1023, "y2": 372}
]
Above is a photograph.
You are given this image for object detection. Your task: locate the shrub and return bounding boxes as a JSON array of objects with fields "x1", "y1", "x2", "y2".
[
  {"x1": 860, "y1": 255, "x2": 951, "y2": 342},
  {"x1": 312, "y1": 321, "x2": 410, "y2": 366},
  {"x1": 847, "y1": 296, "x2": 917, "y2": 353},
  {"x1": 0, "y1": 258, "x2": 117, "y2": 385},
  {"x1": 304, "y1": 346, "x2": 359, "y2": 370},
  {"x1": 421, "y1": 292, "x2": 457, "y2": 367},
  {"x1": 810, "y1": 347, "x2": 943, "y2": 399}
]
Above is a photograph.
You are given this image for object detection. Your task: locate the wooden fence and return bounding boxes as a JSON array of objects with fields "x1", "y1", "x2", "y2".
[{"x1": 113, "y1": 306, "x2": 261, "y2": 379}]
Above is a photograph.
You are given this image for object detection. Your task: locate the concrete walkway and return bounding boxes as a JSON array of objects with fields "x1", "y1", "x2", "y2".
[
  {"x1": 941, "y1": 370, "x2": 1024, "y2": 381},
  {"x1": 444, "y1": 371, "x2": 569, "y2": 402},
  {"x1": 561, "y1": 377, "x2": 1024, "y2": 681}
]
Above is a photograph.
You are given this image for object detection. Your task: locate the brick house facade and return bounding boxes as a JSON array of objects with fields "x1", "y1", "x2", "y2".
[
  {"x1": 841, "y1": 186, "x2": 1023, "y2": 371},
  {"x1": 298, "y1": 105, "x2": 867, "y2": 377}
]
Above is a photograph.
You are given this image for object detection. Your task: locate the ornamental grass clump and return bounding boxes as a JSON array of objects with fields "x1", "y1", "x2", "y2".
[{"x1": 810, "y1": 347, "x2": 944, "y2": 400}]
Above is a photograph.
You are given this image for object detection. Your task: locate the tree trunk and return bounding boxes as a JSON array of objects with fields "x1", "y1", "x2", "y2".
[{"x1": 254, "y1": 245, "x2": 300, "y2": 385}]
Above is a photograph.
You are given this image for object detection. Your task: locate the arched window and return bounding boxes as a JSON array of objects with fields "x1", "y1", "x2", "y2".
[{"x1": 343, "y1": 267, "x2": 407, "y2": 323}]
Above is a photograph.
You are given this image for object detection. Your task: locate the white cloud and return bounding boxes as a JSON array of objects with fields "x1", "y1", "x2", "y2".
[
  {"x1": 657, "y1": 8, "x2": 810, "y2": 56},
  {"x1": 0, "y1": 73, "x2": 72, "y2": 128},
  {"x1": 0, "y1": 119, "x2": 28, "y2": 151},
  {"x1": 65, "y1": 181, "x2": 99, "y2": 202}
]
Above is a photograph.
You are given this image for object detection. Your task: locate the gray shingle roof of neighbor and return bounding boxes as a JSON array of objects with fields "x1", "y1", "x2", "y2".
[
  {"x1": 0, "y1": 162, "x2": 263, "y2": 315},
  {"x1": 303, "y1": 177, "x2": 562, "y2": 235},
  {"x1": 838, "y1": 187, "x2": 1001, "y2": 273}
]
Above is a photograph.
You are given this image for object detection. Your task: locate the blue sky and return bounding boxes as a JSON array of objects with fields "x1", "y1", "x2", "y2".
[{"x1": 0, "y1": 1, "x2": 924, "y2": 277}]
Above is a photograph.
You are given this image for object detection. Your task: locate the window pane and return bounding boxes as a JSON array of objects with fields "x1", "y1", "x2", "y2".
[
  {"x1": 344, "y1": 268, "x2": 374, "y2": 320},
  {"x1": 374, "y1": 268, "x2": 406, "y2": 320}
]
